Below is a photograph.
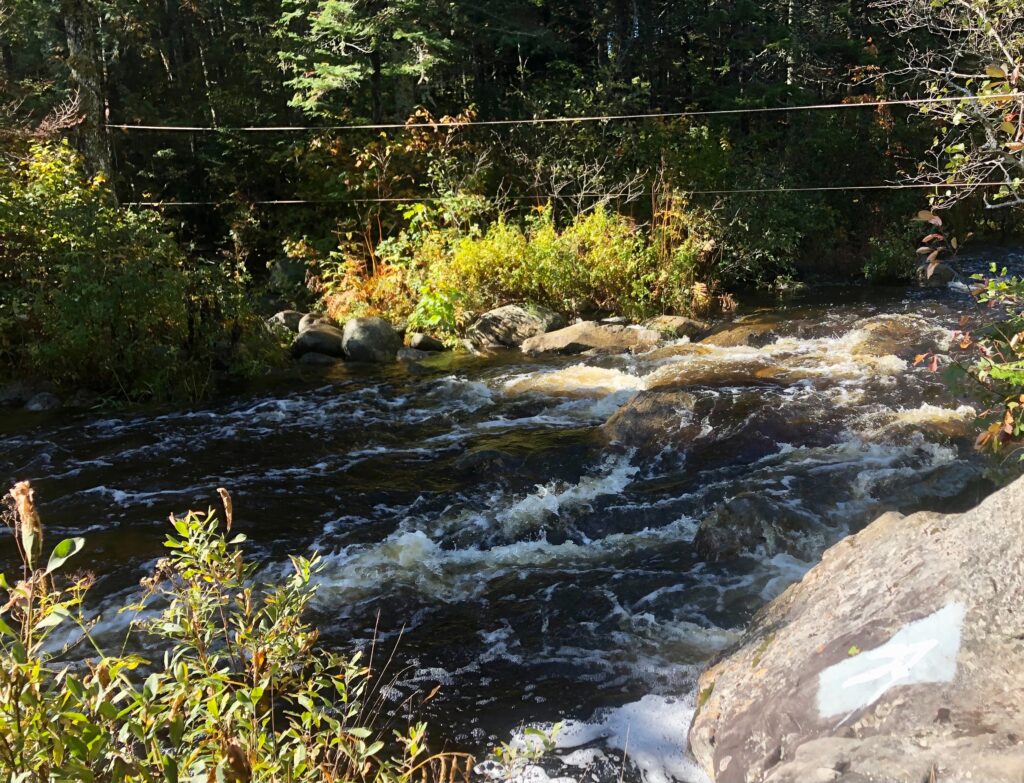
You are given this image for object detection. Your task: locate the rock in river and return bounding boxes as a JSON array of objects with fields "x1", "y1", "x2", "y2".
[
  {"x1": 408, "y1": 332, "x2": 446, "y2": 352},
  {"x1": 291, "y1": 323, "x2": 346, "y2": 358},
  {"x1": 643, "y1": 314, "x2": 710, "y2": 340},
  {"x1": 24, "y1": 391, "x2": 62, "y2": 412},
  {"x1": 468, "y1": 304, "x2": 564, "y2": 348},
  {"x1": 688, "y1": 473, "x2": 1024, "y2": 783},
  {"x1": 342, "y1": 317, "x2": 401, "y2": 363},
  {"x1": 693, "y1": 493, "x2": 822, "y2": 562},
  {"x1": 521, "y1": 321, "x2": 662, "y2": 355}
]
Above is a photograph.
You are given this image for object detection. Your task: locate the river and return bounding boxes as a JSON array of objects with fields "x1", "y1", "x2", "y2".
[{"x1": 0, "y1": 273, "x2": 1005, "y2": 782}]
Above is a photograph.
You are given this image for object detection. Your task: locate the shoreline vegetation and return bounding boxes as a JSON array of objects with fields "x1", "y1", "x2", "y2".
[{"x1": 0, "y1": 481, "x2": 481, "y2": 782}]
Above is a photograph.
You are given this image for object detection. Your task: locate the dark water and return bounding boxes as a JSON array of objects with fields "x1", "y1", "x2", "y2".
[{"x1": 0, "y1": 279, "x2": 1003, "y2": 783}]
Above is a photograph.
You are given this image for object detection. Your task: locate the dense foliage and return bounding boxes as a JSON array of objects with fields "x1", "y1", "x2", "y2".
[
  {"x1": 0, "y1": 482, "x2": 470, "y2": 782},
  {"x1": 0, "y1": 142, "x2": 276, "y2": 401}
]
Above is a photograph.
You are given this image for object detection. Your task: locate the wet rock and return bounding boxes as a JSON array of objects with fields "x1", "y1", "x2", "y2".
[
  {"x1": 688, "y1": 474, "x2": 1024, "y2": 783},
  {"x1": 468, "y1": 304, "x2": 565, "y2": 348},
  {"x1": 298, "y1": 351, "x2": 341, "y2": 366},
  {"x1": 503, "y1": 365, "x2": 644, "y2": 399},
  {"x1": 700, "y1": 321, "x2": 778, "y2": 348},
  {"x1": 643, "y1": 315, "x2": 710, "y2": 340},
  {"x1": 298, "y1": 313, "x2": 338, "y2": 333},
  {"x1": 24, "y1": 392, "x2": 62, "y2": 412},
  {"x1": 521, "y1": 321, "x2": 662, "y2": 355},
  {"x1": 267, "y1": 310, "x2": 304, "y2": 333},
  {"x1": 693, "y1": 493, "x2": 820, "y2": 562},
  {"x1": 603, "y1": 389, "x2": 700, "y2": 447},
  {"x1": 850, "y1": 313, "x2": 948, "y2": 358},
  {"x1": 342, "y1": 317, "x2": 401, "y2": 363},
  {"x1": 0, "y1": 381, "x2": 35, "y2": 408},
  {"x1": 409, "y1": 333, "x2": 446, "y2": 352},
  {"x1": 291, "y1": 324, "x2": 347, "y2": 358},
  {"x1": 918, "y1": 261, "x2": 956, "y2": 287},
  {"x1": 398, "y1": 347, "x2": 433, "y2": 362}
]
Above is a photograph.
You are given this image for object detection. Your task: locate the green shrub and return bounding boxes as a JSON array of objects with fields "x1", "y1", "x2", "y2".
[
  {"x1": 0, "y1": 142, "x2": 276, "y2": 401},
  {"x1": 863, "y1": 223, "x2": 920, "y2": 283},
  {"x1": 0, "y1": 481, "x2": 468, "y2": 782}
]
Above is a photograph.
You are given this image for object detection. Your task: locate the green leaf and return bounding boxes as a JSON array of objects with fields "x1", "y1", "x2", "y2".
[{"x1": 45, "y1": 537, "x2": 85, "y2": 575}]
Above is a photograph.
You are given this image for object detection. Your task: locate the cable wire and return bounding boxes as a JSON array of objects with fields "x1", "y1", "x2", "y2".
[
  {"x1": 106, "y1": 92, "x2": 1024, "y2": 134},
  {"x1": 122, "y1": 180, "x2": 1014, "y2": 208}
]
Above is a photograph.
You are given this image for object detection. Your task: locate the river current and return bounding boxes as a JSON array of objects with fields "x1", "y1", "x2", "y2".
[{"x1": 0, "y1": 279, "x2": 1004, "y2": 783}]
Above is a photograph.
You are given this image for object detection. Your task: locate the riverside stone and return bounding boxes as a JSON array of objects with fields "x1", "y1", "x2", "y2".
[
  {"x1": 468, "y1": 304, "x2": 564, "y2": 348},
  {"x1": 24, "y1": 392, "x2": 62, "y2": 412},
  {"x1": 521, "y1": 321, "x2": 662, "y2": 355},
  {"x1": 298, "y1": 313, "x2": 337, "y2": 333},
  {"x1": 408, "y1": 333, "x2": 446, "y2": 352},
  {"x1": 688, "y1": 474, "x2": 1024, "y2": 783},
  {"x1": 291, "y1": 324, "x2": 347, "y2": 358},
  {"x1": 342, "y1": 317, "x2": 401, "y2": 363},
  {"x1": 643, "y1": 314, "x2": 710, "y2": 340},
  {"x1": 267, "y1": 310, "x2": 304, "y2": 333}
]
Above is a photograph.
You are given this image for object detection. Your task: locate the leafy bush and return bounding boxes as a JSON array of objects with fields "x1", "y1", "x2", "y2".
[
  {"x1": 0, "y1": 141, "x2": 276, "y2": 401},
  {"x1": 0, "y1": 482, "x2": 470, "y2": 782}
]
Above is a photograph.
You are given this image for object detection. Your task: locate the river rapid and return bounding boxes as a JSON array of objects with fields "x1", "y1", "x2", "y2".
[{"x1": 0, "y1": 279, "x2": 1004, "y2": 783}]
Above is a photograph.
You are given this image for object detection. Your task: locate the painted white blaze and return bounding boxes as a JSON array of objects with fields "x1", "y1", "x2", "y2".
[{"x1": 816, "y1": 601, "x2": 965, "y2": 719}]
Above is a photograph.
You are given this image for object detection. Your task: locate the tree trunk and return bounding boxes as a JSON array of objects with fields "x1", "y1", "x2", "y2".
[{"x1": 60, "y1": 0, "x2": 110, "y2": 176}]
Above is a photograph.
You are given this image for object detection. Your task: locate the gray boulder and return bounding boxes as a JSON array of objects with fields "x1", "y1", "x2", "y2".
[
  {"x1": 298, "y1": 313, "x2": 338, "y2": 333},
  {"x1": 468, "y1": 304, "x2": 564, "y2": 348},
  {"x1": 342, "y1": 317, "x2": 401, "y2": 363},
  {"x1": 688, "y1": 474, "x2": 1024, "y2": 783},
  {"x1": 700, "y1": 321, "x2": 778, "y2": 348},
  {"x1": 291, "y1": 324, "x2": 347, "y2": 358},
  {"x1": 267, "y1": 310, "x2": 304, "y2": 333},
  {"x1": 24, "y1": 392, "x2": 62, "y2": 412},
  {"x1": 918, "y1": 261, "x2": 956, "y2": 287},
  {"x1": 521, "y1": 321, "x2": 662, "y2": 355},
  {"x1": 643, "y1": 315, "x2": 710, "y2": 340},
  {"x1": 408, "y1": 333, "x2": 446, "y2": 352}
]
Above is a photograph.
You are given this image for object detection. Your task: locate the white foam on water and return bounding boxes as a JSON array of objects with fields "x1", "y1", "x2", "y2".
[
  {"x1": 497, "y1": 455, "x2": 639, "y2": 537},
  {"x1": 553, "y1": 694, "x2": 712, "y2": 783},
  {"x1": 503, "y1": 365, "x2": 645, "y2": 399}
]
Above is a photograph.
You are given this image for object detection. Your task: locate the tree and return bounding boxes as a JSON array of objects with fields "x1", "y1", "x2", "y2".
[{"x1": 873, "y1": 0, "x2": 1024, "y2": 209}]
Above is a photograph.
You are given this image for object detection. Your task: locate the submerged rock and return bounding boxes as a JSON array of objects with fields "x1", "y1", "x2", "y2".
[
  {"x1": 291, "y1": 324, "x2": 347, "y2": 358},
  {"x1": 408, "y1": 332, "x2": 446, "y2": 352},
  {"x1": 700, "y1": 321, "x2": 778, "y2": 348},
  {"x1": 688, "y1": 474, "x2": 1024, "y2": 783},
  {"x1": 267, "y1": 310, "x2": 304, "y2": 333},
  {"x1": 468, "y1": 304, "x2": 564, "y2": 348},
  {"x1": 521, "y1": 321, "x2": 662, "y2": 355},
  {"x1": 397, "y1": 347, "x2": 433, "y2": 362},
  {"x1": 850, "y1": 313, "x2": 948, "y2": 358},
  {"x1": 24, "y1": 392, "x2": 62, "y2": 412},
  {"x1": 918, "y1": 261, "x2": 956, "y2": 287},
  {"x1": 693, "y1": 493, "x2": 820, "y2": 562},
  {"x1": 643, "y1": 314, "x2": 710, "y2": 340},
  {"x1": 342, "y1": 317, "x2": 401, "y2": 363}
]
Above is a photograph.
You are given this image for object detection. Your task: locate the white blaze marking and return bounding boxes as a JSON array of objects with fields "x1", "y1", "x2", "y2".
[{"x1": 816, "y1": 602, "x2": 965, "y2": 721}]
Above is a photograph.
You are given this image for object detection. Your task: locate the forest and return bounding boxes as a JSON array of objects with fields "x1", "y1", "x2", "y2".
[
  {"x1": 3, "y1": 2, "x2": 1024, "y2": 782},
  {"x1": 2, "y1": 0, "x2": 1022, "y2": 400}
]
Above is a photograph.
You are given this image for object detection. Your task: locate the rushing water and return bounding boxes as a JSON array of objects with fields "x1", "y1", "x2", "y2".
[{"x1": 0, "y1": 280, "x2": 1003, "y2": 783}]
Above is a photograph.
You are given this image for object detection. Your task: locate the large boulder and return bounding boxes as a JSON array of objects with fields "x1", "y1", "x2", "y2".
[
  {"x1": 521, "y1": 321, "x2": 662, "y2": 355},
  {"x1": 468, "y1": 304, "x2": 564, "y2": 348},
  {"x1": 298, "y1": 313, "x2": 338, "y2": 333},
  {"x1": 291, "y1": 323, "x2": 346, "y2": 358},
  {"x1": 24, "y1": 391, "x2": 62, "y2": 412},
  {"x1": 267, "y1": 310, "x2": 304, "y2": 333},
  {"x1": 700, "y1": 321, "x2": 778, "y2": 348},
  {"x1": 342, "y1": 317, "x2": 401, "y2": 363},
  {"x1": 643, "y1": 315, "x2": 710, "y2": 340},
  {"x1": 408, "y1": 332, "x2": 446, "y2": 352},
  {"x1": 688, "y1": 475, "x2": 1024, "y2": 783}
]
